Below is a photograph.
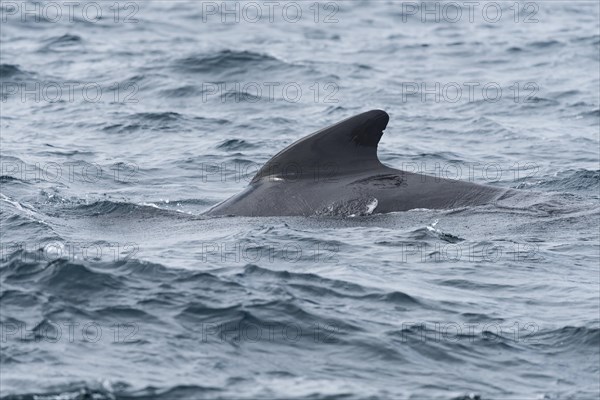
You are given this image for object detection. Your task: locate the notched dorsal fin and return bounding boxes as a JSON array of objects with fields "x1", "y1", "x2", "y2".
[{"x1": 252, "y1": 110, "x2": 389, "y2": 182}]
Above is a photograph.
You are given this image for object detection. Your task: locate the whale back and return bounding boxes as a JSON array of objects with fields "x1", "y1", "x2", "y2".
[{"x1": 204, "y1": 109, "x2": 512, "y2": 216}]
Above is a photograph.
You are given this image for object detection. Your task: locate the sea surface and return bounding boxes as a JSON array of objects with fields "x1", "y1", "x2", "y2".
[{"x1": 1, "y1": 1, "x2": 599, "y2": 399}]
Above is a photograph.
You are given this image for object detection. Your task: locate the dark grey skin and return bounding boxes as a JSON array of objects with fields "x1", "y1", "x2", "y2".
[{"x1": 204, "y1": 110, "x2": 513, "y2": 217}]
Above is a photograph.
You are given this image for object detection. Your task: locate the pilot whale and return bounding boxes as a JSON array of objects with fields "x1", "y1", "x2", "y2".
[{"x1": 204, "y1": 110, "x2": 513, "y2": 217}]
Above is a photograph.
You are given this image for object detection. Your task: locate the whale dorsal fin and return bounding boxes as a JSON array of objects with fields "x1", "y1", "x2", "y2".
[{"x1": 251, "y1": 110, "x2": 389, "y2": 182}]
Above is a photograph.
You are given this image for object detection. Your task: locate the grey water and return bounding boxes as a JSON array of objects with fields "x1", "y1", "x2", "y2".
[{"x1": 0, "y1": 1, "x2": 599, "y2": 399}]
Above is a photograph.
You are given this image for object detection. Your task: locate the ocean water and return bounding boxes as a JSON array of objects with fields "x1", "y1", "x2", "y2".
[{"x1": 1, "y1": 1, "x2": 599, "y2": 399}]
